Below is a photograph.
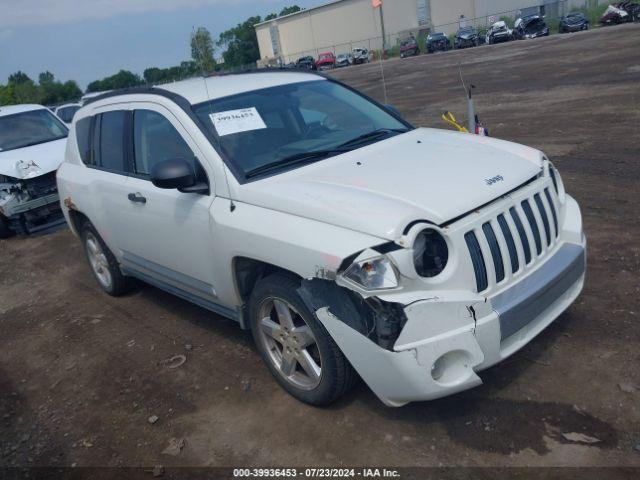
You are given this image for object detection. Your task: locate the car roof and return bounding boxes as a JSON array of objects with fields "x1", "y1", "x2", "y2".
[
  {"x1": 0, "y1": 104, "x2": 47, "y2": 117},
  {"x1": 57, "y1": 103, "x2": 82, "y2": 109},
  {"x1": 155, "y1": 72, "x2": 324, "y2": 105}
]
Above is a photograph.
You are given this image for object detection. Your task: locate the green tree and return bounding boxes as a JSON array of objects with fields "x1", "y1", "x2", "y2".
[
  {"x1": 38, "y1": 71, "x2": 55, "y2": 85},
  {"x1": 191, "y1": 27, "x2": 216, "y2": 73},
  {"x1": 279, "y1": 5, "x2": 302, "y2": 16},
  {"x1": 217, "y1": 16, "x2": 262, "y2": 68},
  {"x1": 86, "y1": 69, "x2": 144, "y2": 92},
  {"x1": 144, "y1": 61, "x2": 198, "y2": 85},
  {"x1": 5, "y1": 72, "x2": 39, "y2": 104}
]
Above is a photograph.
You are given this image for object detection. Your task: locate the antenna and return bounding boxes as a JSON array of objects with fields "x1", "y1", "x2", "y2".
[
  {"x1": 370, "y1": 5, "x2": 388, "y2": 105},
  {"x1": 193, "y1": 26, "x2": 236, "y2": 212}
]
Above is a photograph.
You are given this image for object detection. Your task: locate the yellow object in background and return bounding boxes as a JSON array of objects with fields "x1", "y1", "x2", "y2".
[{"x1": 441, "y1": 111, "x2": 468, "y2": 133}]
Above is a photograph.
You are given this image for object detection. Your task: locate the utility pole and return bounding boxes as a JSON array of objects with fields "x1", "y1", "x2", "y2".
[{"x1": 379, "y1": 1, "x2": 387, "y2": 50}]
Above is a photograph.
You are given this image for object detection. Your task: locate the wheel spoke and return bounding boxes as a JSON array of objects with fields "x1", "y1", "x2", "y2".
[
  {"x1": 86, "y1": 238, "x2": 99, "y2": 256},
  {"x1": 273, "y1": 299, "x2": 295, "y2": 330},
  {"x1": 260, "y1": 317, "x2": 282, "y2": 341},
  {"x1": 293, "y1": 325, "x2": 315, "y2": 349},
  {"x1": 280, "y1": 351, "x2": 297, "y2": 376},
  {"x1": 297, "y1": 349, "x2": 321, "y2": 382}
]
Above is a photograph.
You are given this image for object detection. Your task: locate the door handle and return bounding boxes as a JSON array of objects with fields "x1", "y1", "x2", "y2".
[{"x1": 127, "y1": 192, "x2": 147, "y2": 204}]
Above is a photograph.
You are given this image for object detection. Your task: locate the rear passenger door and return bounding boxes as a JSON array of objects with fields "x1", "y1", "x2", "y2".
[
  {"x1": 115, "y1": 103, "x2": 218, "y2": 304},
  {"x1": 78, "y1": 108, "x2": 132, "y2": 253}
]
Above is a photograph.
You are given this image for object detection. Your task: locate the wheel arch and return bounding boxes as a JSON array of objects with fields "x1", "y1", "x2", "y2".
[{"x1": 67, "y1": 209, "x2": 91, "y2": 236}]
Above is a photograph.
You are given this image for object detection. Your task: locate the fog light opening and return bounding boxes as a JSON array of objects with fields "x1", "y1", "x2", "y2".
[{"x1": 431, "y1": 350, "x2": 473, "y2": 385}]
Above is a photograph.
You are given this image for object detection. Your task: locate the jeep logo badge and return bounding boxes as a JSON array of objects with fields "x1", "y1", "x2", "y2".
[{"x1": 485, "y1": 175, "x2": 504, "y2": 186}]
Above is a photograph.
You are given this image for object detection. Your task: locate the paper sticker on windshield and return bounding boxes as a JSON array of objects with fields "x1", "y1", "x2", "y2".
[{"x1": 210, "y1": 107, "x2": 266, "y2": 136}]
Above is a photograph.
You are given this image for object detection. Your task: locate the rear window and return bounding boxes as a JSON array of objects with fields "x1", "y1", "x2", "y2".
[{"x1": 57, "y1": 106, "x2": 80, "y2": 123}]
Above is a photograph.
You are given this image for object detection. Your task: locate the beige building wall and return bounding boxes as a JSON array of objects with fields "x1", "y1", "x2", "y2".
[
  {"x1": 256, "y1": 0, "x2": 421, "y2": 64},
  {"x1": 255, "y1": 0, "x2": 596, "y2": 64}
]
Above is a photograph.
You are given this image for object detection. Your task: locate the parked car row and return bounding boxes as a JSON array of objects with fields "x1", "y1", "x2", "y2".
[
  {"x1": 289, "y1": 48, "x2": 370, "y2": 71},
  {"x1": 397, "y1": 5, "x2": 638, "y2": 60}
]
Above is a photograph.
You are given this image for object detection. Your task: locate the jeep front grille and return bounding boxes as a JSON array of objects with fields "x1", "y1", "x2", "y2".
[{"x1": 465, "y1": 186, "x2": 560, "y2": 293}]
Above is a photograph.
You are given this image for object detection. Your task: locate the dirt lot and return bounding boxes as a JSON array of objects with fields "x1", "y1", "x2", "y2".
[{"x1": 1, "y1": 24, "x2": 639, "y2": 472}]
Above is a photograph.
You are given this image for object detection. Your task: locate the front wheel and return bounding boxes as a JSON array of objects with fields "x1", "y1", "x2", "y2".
[{"x1": 249, "y1": 273, "x2": 357, "y2": 405}]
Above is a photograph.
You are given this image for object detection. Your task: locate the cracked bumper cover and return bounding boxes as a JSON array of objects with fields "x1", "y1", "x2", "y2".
[{"x1": 317, "y1": 240, "x2": 586, "y2": 407}]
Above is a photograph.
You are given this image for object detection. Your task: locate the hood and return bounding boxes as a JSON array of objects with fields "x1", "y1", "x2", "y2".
[
  {"x1": 459, "y1": 32, "x2": 477, "y2": 39},
  {"x1": 235, "y1": 128, "x2": 543, "y2": 241},
  {"x1": 564, "y1": 15, "x2": 586, "y2": 24},
  {"x1": 0, "y1": 137, "x2": 67, "y2": 179},
  {"x1": 524, "y1": 18, "x2": 547, "y2": 32}
]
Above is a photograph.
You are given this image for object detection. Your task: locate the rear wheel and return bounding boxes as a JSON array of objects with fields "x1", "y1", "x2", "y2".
[
  {"x1": 81, "y1": 221, "x2": 132, "y2": 296},
  {"x1": 249, "y1": 273, "x2": 358, "y2": 405},
  {"x1": 0, "y1": 214, "x2": 14, "y2": 239}
]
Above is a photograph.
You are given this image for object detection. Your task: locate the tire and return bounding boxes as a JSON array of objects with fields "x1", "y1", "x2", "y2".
[
  {"x1": 81, "y1": 221, "x2": 132, "y2": 296},
  {"x1": 0, "y1": 214, "x2": 14, "y2": 239},
  {"x1": 249, "y1": 273, "x2": 358, "y2": 406}
]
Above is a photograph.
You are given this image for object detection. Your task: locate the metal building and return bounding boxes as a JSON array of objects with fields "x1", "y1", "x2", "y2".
[{"x1": 255, "y1": 0, "x2": 602, "y2": 66}]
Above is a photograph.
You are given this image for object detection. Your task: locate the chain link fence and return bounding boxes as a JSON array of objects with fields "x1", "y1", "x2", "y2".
[{"x1": 263, "y1": 0, "x2": 610, "y2": 66}]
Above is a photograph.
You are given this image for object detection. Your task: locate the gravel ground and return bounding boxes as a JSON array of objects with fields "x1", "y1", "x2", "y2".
[{"x1": 1, "y1": 23, "x2": 639, "y2": 472}]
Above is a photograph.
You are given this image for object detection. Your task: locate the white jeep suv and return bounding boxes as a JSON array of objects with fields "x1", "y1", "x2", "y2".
[{"x1": 57, "y1": 72, "x2": 586, "y2": 407}]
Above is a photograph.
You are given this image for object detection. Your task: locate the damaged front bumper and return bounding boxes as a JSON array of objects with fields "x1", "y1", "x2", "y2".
[
  {"x1": 0, "y1": 173, "x2": 65, "y2": 235},
  {"x1": 316, "y1": 238, "x2": 586, "y2": 407}
]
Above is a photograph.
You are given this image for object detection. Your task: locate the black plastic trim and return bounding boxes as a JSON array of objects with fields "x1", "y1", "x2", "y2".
[
  {"x1": 482, "y1": 222, "x2": 505, "y2": 283},
  {"x1": 509, "y1": 207, "x2": 532, "y2": 264},
  {"x1": 534, "y1": 193, "x2": 551, "y2": 246},
  {"x1": 522, "y1": 199, "x2": 542, "y2": 255},
  {"x1": 465, "y1": 231, "x2": 488, "y2": 293},
  {"x1": 544, "y1": 188, "x2": 559, "y2": 238},
  {"x1": 498, "y1": 213, "x2": 519, "y2": 273}
]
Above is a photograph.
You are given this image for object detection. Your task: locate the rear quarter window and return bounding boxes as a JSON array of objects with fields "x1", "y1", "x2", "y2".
[
  {"x1": 98, "y1": 111, "x2": 127, "y2": 173},
  {"x1": 75, "y1": 117, "x2": 93, "y2": 165}
]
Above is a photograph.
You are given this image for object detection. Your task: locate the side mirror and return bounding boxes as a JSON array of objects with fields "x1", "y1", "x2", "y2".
[
  {"x1": 385, "y1": 104, "x2": 402, "y2": 118},
  {"x1": 150, "y1": 158, "x2": 208, "y2": 194}
]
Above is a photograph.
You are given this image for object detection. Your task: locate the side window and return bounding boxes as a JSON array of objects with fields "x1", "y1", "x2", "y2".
[
  {"x1": 98, "y1": 111, "x2": 127, "y2": 173},
  {"x1": 75, "y1": 117, "x2": 93, "y2": 165},
  {"x1": 133, "y1": 110, "x2": 195, "y2": 176}
]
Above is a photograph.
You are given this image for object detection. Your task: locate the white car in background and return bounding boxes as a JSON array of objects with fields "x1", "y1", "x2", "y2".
[
  {"x1": 55, "y1": 103, "x2": 82, "y2": 126},
  {"x1": 57, "y1": 72, "x2": 586, "y2": 407},
  {"x1": 0, "y1": 104, "x2": 68, "y2": 237}
]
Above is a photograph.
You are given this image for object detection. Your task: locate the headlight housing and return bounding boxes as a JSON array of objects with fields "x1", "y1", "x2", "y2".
[
  {"x1": 343, "y1": 255, "x2": 399, "y2": 290},
  {"x1": 413, "y1": 229, "x2": 449, "y2": 277},
  {"x1": 548, "y1": 161, "x2": 566, "y2": 203}
]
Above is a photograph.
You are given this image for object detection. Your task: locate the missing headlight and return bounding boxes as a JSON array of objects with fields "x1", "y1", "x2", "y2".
[{"x1": 413, "y1": 229, "x2": 449, "y2": 277}]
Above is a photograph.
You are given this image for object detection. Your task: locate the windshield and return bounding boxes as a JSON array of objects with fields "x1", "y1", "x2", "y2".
[
  {"x1": 431, "y1": 33, "x2": 446, "y2": 39},
  {"x1": 459, "y1": 27, "x2": 475, "y2": 34},
  {"x1": 193, "y1": 80, "x2": 410, "y2": 180},
  {"x1": 56, "y1": 105, "x2": 80, "y2": 123},
  {"x1": 0, "y1": 109, "x2": 68, "y2": 152}
]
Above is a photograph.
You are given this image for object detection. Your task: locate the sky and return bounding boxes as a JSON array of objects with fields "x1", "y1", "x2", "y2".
[{"x1": 0, "y1": 0, "x2": 323, "y2": 90}]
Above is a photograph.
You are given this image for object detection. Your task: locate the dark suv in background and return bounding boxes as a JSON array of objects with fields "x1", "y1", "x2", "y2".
[
  {"x1": 454, "y1": 26, "x2": 480, "y2": 48},
  {"x1": 559, "y1": 12, "x2": 589, "y2": 32},
  {"x1": 426, "y1": 32, "x2": 451, "y2": 53},
  {"x1": 295, "y1": 56, "x2": 316, "y2": 70}
]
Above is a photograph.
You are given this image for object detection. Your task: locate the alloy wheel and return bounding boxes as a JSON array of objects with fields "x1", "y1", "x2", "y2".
[
  {"x1": 85, "y1": 232, "x2": 113, "y2": 290},
  {"x1": 257, "y1": 297, "x2": 322, "y2": 390}
]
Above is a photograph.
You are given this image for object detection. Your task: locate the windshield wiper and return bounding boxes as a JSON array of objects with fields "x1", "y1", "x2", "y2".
[
  {"x1": 245, "y1": 148, "x2": 349, "y2": 179},
  {"x1": 338, "y1": 128, "x2": 408, "y2": 149}
]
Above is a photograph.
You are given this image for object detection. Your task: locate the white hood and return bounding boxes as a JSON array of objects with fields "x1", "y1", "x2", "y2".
[
  {"x1": 0, "y1": 137, "x2": 67, "y2": 179},
  {"x1": 236, "y1": 128, "x2": 543, "y2": 240}
]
